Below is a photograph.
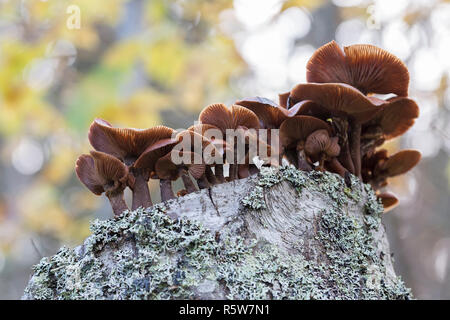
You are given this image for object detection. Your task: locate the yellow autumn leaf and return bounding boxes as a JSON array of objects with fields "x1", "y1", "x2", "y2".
[
  {"x1": 143, "y1": 38, "x2": 187, "y2": 86},
  {"x1": 104, "y1": 41, "x2": 144, "y2": 69}
]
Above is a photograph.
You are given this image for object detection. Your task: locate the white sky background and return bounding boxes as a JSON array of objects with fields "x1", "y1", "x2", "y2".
[{"x1": 219, "y1": 0, "x2": 450, "y2": 162}]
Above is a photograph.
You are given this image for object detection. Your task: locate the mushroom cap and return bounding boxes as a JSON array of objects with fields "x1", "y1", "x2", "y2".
[
  {"x1": 88, "y1": 118, "x2": 174, "y2": 163},
  {"x1": 306, "y1": 40, "x2": 409, "y2": 96},
  {"x1": 289, "y1": 83, "x2": 382, "y2": 123},
  {"x1": 235, "y1": 97, "x2": 288, "y2": 129},
  {"x1": 175, "y1": 130, "x2": 221, "y2": 158},
  {"x1": 377, "y1": 192, "x2": 399, "y2": 213},
  {"x1": 199, "y1": 103, "x2": 260, "y2": 132},
  {"x1": 278, "y1": 92, "x2": 290, "y2": 108},
  {"x1": 240, "y1": 129, "x2": 277, "y2": 163},
  {"x1": 133, "y1": 138, "x2": 179, "y2": 171},
  {"x1": 187, "y1": 123, "x2": 227, "y2": 150},
  {"x1": 291, "y1": 100, "x2": 331, "y2": 121},
  {"x1": 187, "y1": 123, "x2": 221, "y2": 136},
  {"x1": 377, "y1": 149, "x2": 421, "y2": 177},
  {"x1": 364, "y1": 149, "x2": 389, "y2": 170},
  {"x1": 231, "y1": 104, "x2": 260, "y2": 130},
  {"x1": 280, "y1": 115, "x2": 332, "y2": 149},
  {"x1": 75, "y1": 151, "x2": 128, "y2": 196},
  {"x1": 304, "y1": 130, "x2": 340, "y2": 162},
  {"x1": 366, "y1": 97, "x2": 419, "y2": 140},
  {"x1": 155, "y1": 151, "x2": 205, "y2": 181}
]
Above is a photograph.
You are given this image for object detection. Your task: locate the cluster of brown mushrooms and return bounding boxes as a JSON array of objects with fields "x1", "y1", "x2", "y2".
[{"x1": 76, "y1": 41, "x2": 421, "y2": 216}]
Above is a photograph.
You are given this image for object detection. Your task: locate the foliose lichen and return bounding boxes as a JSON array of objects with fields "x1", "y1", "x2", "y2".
[{"x1": 23, "y1": 166, "x2": 412, "y2": 300}]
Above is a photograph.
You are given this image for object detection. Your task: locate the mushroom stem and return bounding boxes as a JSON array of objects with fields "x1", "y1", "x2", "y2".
[
  {"x1": 326, "y1": 158, "x2": 348, "y2": 178},
  {"x1": 205, "y1": 166, "x2": 219, "y2": 185},
  {"x1": 131, "y1": 172, "x2": 152, "y2": 210},
  {"x1": 249, "y1": 164, "x2": 260, "y2": 176},
  {"x1": 238, "y1": 165, "x2": 250, "y2": 179},
  {"x1": 180, "y1": 170, "x2": 197, "y2": 194},
  {"x1": 297, "y1": 150, "x2": 312, "y2": 171},
  {"x1": 361, "y1": 137, "x2": 385, "y2": 157},
  {"x1": 197, "y1": 175, "x2": 211, "y2": 189},
  {"x1": 228, "y1": 164, "x2": 238, "y2": 180},
  {"x1": 284, "y1": 149, "x2": 297, "y2": 167},
  {"x1": 339, "y1": 141, "x2": 355, "y2": 174},
  {"x1": 106, "y1": 192, "x2": 129, "y2": 216},
  {"x1": 215, "y1": 164, "x2": 225, "y2": 182},
  {"x1": 349, "y1": 122, "x2": 362, "y2": 178},
  {"x1": 160, "y1": 179, "x2": 175, "y2": 202},
  {"x1": 316, "y1": 153, "x2": 326, "y2": 171}
]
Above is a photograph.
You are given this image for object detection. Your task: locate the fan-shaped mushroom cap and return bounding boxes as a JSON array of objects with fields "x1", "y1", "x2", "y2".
[
  {"x1": 306, "y1": 41, "x2": 409, "y2": 96},
  {"x1": 188, "y1": 123, "x2": 221, "y2": 135},
  {"x1": 377, "y1": 149, "x2": 421, "y2": 177},
  {"x1": 280, "y1": 115, "x2": 331, "y2": 149},
  {"x1": 187, "y1": 124, "x2": 226, "y2": 151},
  {"x1": 235, "y1": 97, "x2": 294, "y2": 129},
  {"x1": 364, "y1": 149, "x2": 388, "y2": 169},
  {"x1": 198, "y1": 103, "x2": 260, "y2": 132},
  {"x1": 231, "y1": 104, "x2": 260, "y2": 130},
  {"x1": 155, "y1": 151, "x2": 205, "y2": 181},
  {"x1": 291, "y1": 100, "x2": 332, "y2": 121},
  {"x1": 175, "y1": 129, "x2": 221, "y2": 162},
  {"x1": 278, "y1": 92, "x2": 290, "y2": 108},
  {"x1": 133, "y1": 138, "x2": 179, "y2": 171},
  {"x1": 289, "y1": 83, "x2": 381, "y2": 124},
  {"x1": 75, "y1": 151, "x2": 128, "y2": 195},
  {"x1": 365, "y1": 97, "x2": 419, "y2": 140},
  {"x1": 88, "y1": 119, "x2": 174, "y2": 164},
  {"x1": 377, "y1": 192, "x2": 399, "y2": 213},
  {"x1": 198, "y1": 103, "x2": 233, "y2": 133},
  {"x1": 304, "y1": 130, "x2": 340, "y2": 162}
]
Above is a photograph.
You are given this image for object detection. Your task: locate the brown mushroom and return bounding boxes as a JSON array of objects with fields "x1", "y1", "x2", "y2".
[
  {"x1": 306, "y1": 40, "x2": 410, "y2": 96},
  {"x1": 289, "y1": 83, "x2": 382, "y2": 177},
  {"x1": 304, "y1": 129, "x2": 341, "y2": 171},
  {"x1": 361, "y1": 149, "x2": 388, "y2": 184},
  {"x1": 280, "y1": 115, "x2": 332, "y2": 171},
  {"x1": 236, "y1": 129, "x2": 276, "y2": 179},
  {"x1": 278, "y1": 92, "x2": 290, "y2": 108},
  {"x1": 291, "y1": 100, "x2": 332, "y2": 120},
  {"x1": 155, "y1": 151, "x2": 206, "y2": 201},
  {"x1": 372, "y1": 149, "x2": 421, "y2": 189},
  {"x1": 361, "y1": 97, "x2": 419, "y2": 156},
  {"x1": 88, "y1": 119, "x2": 174, "y2": 165},
  {"x1": 188, "y1": 123, "x2": 226, "y2": 183},
  {"x1": 199, "y1": 103, "x2": 260, "y2": 180},
  {"x1": 88, "y1": 118, "x2": 174, "y2": 209},
  {"x1": 235, "y1": 97, "x2": 289, "y2": 129},
  {"x1": 175, "y1": 129, "x2": 222, "y2": 186},
  {"x1": 132, "y1": 138, "x2": 179, "y2": 208},
  {"x1": 75, "y1": 151, "x2": 129, "y2": 216},
  {"x1": 377, "y1": 192, "x2": 399, "y2": 213},
  {"x1": 199, "y1": 103, "x2": 260, "y2": 133}
]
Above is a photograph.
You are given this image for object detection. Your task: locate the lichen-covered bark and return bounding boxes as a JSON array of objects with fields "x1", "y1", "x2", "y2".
[{"x1": 22, "y1": 166, "x2": 412, "y2": 300}]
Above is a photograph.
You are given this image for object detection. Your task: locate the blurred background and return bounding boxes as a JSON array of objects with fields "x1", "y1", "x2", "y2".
[{"x1": 0, "y1": 0, "x2": 448, "y2": 299}]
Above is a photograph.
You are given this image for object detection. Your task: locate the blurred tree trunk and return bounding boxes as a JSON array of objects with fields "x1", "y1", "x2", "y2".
[{"x1": 22, "y1": 168, "x2": 412, "y2": 300}]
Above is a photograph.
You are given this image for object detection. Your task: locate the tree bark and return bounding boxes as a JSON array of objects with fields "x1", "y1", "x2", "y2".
[{"x1": 22, "y1": 166, "x2": 412, "y2": 300}]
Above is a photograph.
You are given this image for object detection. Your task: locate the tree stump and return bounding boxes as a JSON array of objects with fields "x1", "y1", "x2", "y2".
[{"x1": 22, "y1": 166, "x2": 412, "y2": 300}]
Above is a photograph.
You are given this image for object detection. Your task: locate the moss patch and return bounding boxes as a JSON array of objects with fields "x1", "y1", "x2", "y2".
[{"x1": 23, "y1": 166, "x2": 412, "y2": 300}]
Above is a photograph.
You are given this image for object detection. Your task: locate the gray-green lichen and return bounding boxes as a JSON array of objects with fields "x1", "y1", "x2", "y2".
[{"x1": 23, "y1": 166, "x2": 412, "y2": 300}]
